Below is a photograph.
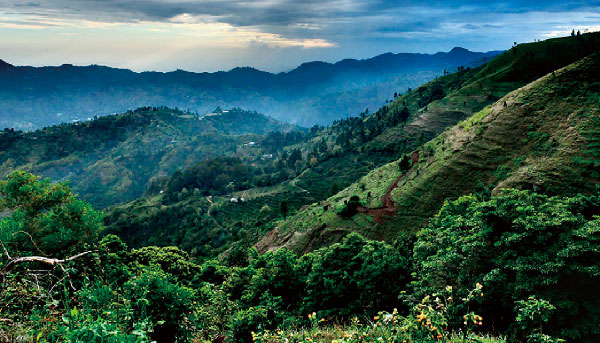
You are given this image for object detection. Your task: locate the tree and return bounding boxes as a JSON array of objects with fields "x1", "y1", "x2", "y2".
[
  {"x1": 287, "y1": 148, "x2": 302, "y2": 169},
  {"x1": 338, "y1": 195, "x2": 361, "y2": 218},
  {"x1": 398, "y1": 155, "x2": 411, "y2": 172},
  {"x1": 0, "y1": 171, "x2": 104, "y2": 337},
  {"x1": 301, "y1": 233, "x2": 411, "y2": 318},
  {"x1": 399, "y1": 106, "x2": 410, "y2": 122},
  {"x1": 330, "y1": 182, "x2": 340, "y2": 195},
  {"x1": 280, "y1": 201, "x2": 288, "y2": 219},
  {"x1": 0, "y1": 171, "x2": 102, "y2": 260}
]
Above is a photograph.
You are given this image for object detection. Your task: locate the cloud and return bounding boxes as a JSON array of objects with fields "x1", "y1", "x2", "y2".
[
  {"x1": 13, "y1": 1, "x2": 39, "y2": 7},
  {"x1": 0, "y1": 0, "x2": 599, "y2": 72}
]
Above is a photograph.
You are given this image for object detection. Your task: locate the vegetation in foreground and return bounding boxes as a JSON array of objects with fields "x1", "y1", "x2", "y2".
[{"x1": 2, "y1": 171, "x2": 597, "y2": 342}]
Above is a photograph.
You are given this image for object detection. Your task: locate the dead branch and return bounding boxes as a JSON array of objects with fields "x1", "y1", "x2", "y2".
[
  {"x1": 12, "y1": 230, "x2": 44, "y2": 255},
  {"x1": 0, "y1": 239, "x2": 10, "y2": 260},
  {"x1": 0, "y1": 250, "x2": 93, "y2": 278}
]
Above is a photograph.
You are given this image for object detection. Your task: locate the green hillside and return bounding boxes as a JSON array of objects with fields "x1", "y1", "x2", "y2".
[
  {"x1": 104, "y1": 33, "x2": 600, "y2": 259},
  {"x1": 264, "y1": 37, "x2": 600, "y2": 254},
  {"x1": 0, "y1": 107, "x2": 299, "y2": 207}
]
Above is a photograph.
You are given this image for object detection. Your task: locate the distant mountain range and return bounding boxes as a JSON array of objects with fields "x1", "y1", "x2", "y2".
[{"x1": 0, "y1": 48, "x2": 501, "y2": 130}]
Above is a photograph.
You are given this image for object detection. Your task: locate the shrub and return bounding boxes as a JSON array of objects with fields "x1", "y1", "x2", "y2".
[
  {"x1": 338, "y1": 195, "x2": 361, "y2": 218},
  {"x1": 124, "y1": 270, "x2": 196, "y2": 343}
]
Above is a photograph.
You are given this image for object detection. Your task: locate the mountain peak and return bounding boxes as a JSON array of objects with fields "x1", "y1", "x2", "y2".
[
  {"x1": 0, "y1": 59, "x2": 15, "y2": 71},
  {"x1": 449, "y1": 47, "x2": 470, "y2": 53}
]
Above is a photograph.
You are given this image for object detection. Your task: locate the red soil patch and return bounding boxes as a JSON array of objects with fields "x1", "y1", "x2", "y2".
[{"x1": 356, "y1": 151, "x2": 418, "y2": 225}]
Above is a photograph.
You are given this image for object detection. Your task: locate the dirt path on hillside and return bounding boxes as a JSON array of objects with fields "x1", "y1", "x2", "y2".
[
  {"x1": 356, "y1": 174, "x2": 403, "y2": 225},
  {"x1": 206, "y1": 196, "x2": 214, "y2": 215},
  {"x1": 206, "y1": 196, "x2": 222, "y2": 228},
  {"x1": 355, "y1": 151, "x2": 418, "y2": 225}
]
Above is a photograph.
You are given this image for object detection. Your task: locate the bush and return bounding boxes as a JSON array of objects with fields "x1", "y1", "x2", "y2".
[
  {"x1": 124, "y1": 270, "x2": 196, "y2": 343},
  {"x1": 228, "y1": 306, "x2": 270, "y2": 342},
  {"x1": 0, "y1": 171, "x2": 102, "y2": 257},
  {"x1": 338, "y1": 195, "x2": 362, "y2": 218}
]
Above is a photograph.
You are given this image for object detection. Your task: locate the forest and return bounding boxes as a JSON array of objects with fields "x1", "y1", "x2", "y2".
[{"x1": 3, "y1": 171, "x2": 598, "y2": 342}]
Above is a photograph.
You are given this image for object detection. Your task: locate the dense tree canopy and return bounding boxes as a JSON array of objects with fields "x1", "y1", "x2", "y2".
[{"x1": 413, "y1": 189, "x2": 600, "y2": 341}]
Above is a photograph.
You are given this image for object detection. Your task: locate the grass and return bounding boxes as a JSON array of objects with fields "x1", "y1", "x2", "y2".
[
  {"x1": 245, "y1": 320, "x2": 507, "y2": 343},
  {"x1": 331, "y1": 160, "x2": 403, "y2": 208}
]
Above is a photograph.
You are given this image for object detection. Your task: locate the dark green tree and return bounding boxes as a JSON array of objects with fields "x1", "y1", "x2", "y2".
[{"x1": 280, "y1": 201, "x2": 288, "y2": 219}]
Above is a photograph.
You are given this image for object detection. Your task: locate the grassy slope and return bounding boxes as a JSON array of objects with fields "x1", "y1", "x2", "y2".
[
  {"x1": 392, "y1": 54, "x2": 599, "y2": 225},
  {"x1": 0, "y1": 107, "x2": 297, "y2": 207},
  {"x1": 105, "y1": 33, "x2": 600, "y2": 258},
  {"x1": 265, "y1": 36, "x2": 600, "y2": 254}
]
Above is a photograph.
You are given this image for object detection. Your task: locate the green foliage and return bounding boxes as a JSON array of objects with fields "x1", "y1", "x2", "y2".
[
  {"x1": 228, "y1": 306, "x2": 270, "y2": 342},
  {"x1": 302, "y1": 233, "x2": 411, "y2": 318},
  {"x1": 252, "y1": 288, "x2": 503, "y2": 343},
  {"x1": 338, "y1": 195, "x2": 362, "y2": 218},
  {"x1": 191, "y1": 235, "x2": 411, "y2": 342},
  {"x1": 398, "y1": 155, "x2": 410, "y2": 172},
  {"x1": 165, "y1": 157, "x2": 250, "y2": 197},
  {"x1": 413, "y1": 189, "x2": 600, "y2": 341},
  {"x1": 124, "y1": 270, "x2": 196, "y2": 342},
  {"x1": 0, "y1": 171, "x2": 102, "y2": 257},
  {"x1": 131, "y1": 246, "x2": 201, "y2": 283},
  {"x1": 515, "y1": 296, "x2": 563, "y2": 343}
]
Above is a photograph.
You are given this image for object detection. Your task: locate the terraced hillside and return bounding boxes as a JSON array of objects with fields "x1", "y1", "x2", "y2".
[
  {"x1": 262, "y1": 49, "x2": 600, "y2": 254},
  {"x1": 366, "y1": 31, "x2": 600, "y2": 152}
]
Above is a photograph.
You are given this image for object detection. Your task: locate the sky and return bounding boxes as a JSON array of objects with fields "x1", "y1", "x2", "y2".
[{"x1": 1, "y1": 0, "x2": 599, "y2": 73}]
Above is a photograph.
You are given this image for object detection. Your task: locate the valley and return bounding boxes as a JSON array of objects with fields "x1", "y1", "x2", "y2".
[{"x1": 1, "y1": 30, "x2": 600, "y2": 343}]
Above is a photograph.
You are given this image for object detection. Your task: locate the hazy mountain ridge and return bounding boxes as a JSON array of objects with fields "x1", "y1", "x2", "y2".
[{"x1": 0, "y1": 48, "x2": 500, "y2": 130}]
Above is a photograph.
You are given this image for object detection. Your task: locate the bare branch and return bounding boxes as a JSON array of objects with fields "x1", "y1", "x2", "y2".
[
  {"x1": 0, "y1": 239, "x2": 10, "y2": 260},
  {"x1": 0, "y1": 250, "x2": 94, "y2": 278},
  {"x1": 12, "y1": 230, "x2": 44, "y2": 255}
]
